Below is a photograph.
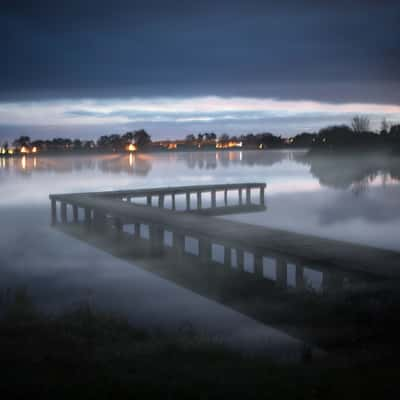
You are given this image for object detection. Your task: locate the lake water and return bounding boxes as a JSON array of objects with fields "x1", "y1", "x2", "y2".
[{"x1": 1, "y1": 150, "x2": 400, "y2": 360}]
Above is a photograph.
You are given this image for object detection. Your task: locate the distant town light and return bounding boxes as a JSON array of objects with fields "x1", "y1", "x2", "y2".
[
  {"x1": 216, "y1": 141, "x2": 243, "y2": 149},
  {"x1": 20, "y1": 146, "x2": 28, "y2": 154},
  {"x1": 32, "y1": 146, "x2": 38, "y2": 153},
  {"x1": 8, "y1": 149, "x2": 14, "y2": 155},
  {"x1": 127, "y1": 143, "x2": 137, "y2": 152}
]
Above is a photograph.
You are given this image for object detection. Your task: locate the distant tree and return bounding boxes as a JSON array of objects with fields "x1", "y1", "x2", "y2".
[
  {"x1": 83, "y1": 140, "x2": 95, "y2": 149},
  {"x1": 351, "y1": 116, "x2": 370, "y2": 134},
  {"x1": 317, "y1": 125, "x2": 354, "y2": 146},
  {"x1": 389, "y1": 124, "x2": 400, "y2": 137},
  {"x1": 380, "y1": 118, "x2": 390, "y2": 135},
  {"x1": 219, "y1": 133, "x2": 230, "y2": 142},
  {"x1": 13, "y1": 136, "x2": 31, "y2": 148},
  {"x1": 292, "y1": 132, "x2": 317, "y2": 147},
  {"x1": 121, "y1": 131, "x2": 135, "y2": 143},
  {"x1": 73, "y1": 139, "x2": 82, "y2": 149},
  {"x1": 197, "y1": 133, "x2": 204, "y2": 142},
  {"x1": 133, "y1": 129, "x2": 151, "y2": 148}
]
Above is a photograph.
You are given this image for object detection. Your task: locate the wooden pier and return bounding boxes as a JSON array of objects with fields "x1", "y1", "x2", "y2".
[{"x1": 49, "y1": 182, "x2": 400, "y2": 278}]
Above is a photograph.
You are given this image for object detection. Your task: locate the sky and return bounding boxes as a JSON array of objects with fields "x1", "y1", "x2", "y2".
[{"x1": 1, "y1": 0, "x2": 399, "y2": 141}]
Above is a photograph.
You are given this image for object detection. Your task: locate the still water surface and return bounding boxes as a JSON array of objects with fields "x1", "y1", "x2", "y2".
[{"x1": 1, "y1": 150, "x2": 399, "y2": 359}]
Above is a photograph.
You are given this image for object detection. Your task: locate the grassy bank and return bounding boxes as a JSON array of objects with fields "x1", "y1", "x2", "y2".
[{"x1": 0, "y1": 289, "x2": 399, "y2": 399}]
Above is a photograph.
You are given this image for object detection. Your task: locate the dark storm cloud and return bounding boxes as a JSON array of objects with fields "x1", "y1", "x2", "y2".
[{"x1": 1, "y1": 0, "x2": 399, "y2": 103}]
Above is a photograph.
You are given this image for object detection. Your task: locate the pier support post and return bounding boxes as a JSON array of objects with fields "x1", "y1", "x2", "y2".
[
  {"x1": 150, "y1": 225, "x2": 164, "y2": 255},
  {"x1": 211, "y1": 190, "x2": 216, "y2": 208},
  {"x1": 134, "y1": 222, "x2": 141, "y2": 238},
  {"x1": 172, "y1": 194, "x2": 176, "y2": 210},
  {"x1": 114, "y1": 217, "x2": 123, "y2": 238},
  {"x1": 61, "y1": 202, "x2": 67, "y2": 223},
  {"x1": 224, "y1": 246, "x2": 231, "y2": 267},
  {"x1": 238, "y1": 188, "x2": 243, "y2": 205},
  {"x1": 73, "y1": 205, "x2": 78, "y2": 222},
  {"x1": 255, "y1": 254, "x2": 263, "y2": 276},
  {"x1": 260, "y1": 186, "x2": 265, "y2": 206},
  {"x1": 146, "y1": 195, "x2": 151, "y2": 206},
  {"x1": 158, "y1": 194, "x2": 164, "y2": 208},
  {"x1": 224, "y1": 189, "x2": 228, "y2": 206},
  {"x1": 93, "y1": 211, "x2": 106, "y2": 232},
  {"x1": 246, "y1": 188, "x2": 251, "y2": 204},
  {"x1": 174, "y1": 232, "x2": 185, "y2": 257},
  {"x1": 295, "y1": 265, "x2": 304, "y2": 290},
  {"x1": 276, "y1": 258, "x2": 287, "y2": 288},
  {"x1": 237, "y1": 249, "x2": 245, "y2": 271},
  {"x1": 84, "y1": 208, "x2": 91, "y2": 230},
  {"x1": 186, "y1": 192, "x2": 191, "y2": 210},
  {"x1": 199, "y1": 239, "x2": 212, "y2": 263},
  {"x1": 51, "y1": 199, "x2": 57, "y2": 225},
  {"x1": 197, "y1": 192, "x2": 202, "y2": 209}
]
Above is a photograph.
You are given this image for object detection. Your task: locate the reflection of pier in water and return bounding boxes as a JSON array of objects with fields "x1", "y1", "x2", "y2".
[{"x1": 50, "y1": 183, "x2": 400, "y2": 352}]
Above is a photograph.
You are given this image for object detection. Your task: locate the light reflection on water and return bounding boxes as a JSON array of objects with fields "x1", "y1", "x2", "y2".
[{"x1": 1, "y1": 150, "x2": 400, "y2": 358}]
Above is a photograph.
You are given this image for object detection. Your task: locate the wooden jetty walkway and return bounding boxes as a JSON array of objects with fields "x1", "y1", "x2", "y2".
[{"x1": 49, "y1": 182, "x2": 400, "y2": 278}]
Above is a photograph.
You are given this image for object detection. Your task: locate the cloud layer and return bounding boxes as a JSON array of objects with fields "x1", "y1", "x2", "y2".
[{"x1": 1, "y1": 0, "x2": 398, "y2": 139}]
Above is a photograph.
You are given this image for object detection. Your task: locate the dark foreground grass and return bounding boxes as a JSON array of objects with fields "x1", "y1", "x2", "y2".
[{"x1": 0, "y1": 289, "x2": 399, "y2": 400}]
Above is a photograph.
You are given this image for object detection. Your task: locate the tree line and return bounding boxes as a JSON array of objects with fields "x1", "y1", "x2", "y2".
[{"x1": 2, "y1": 116, "x2": 400, "y2": 154}]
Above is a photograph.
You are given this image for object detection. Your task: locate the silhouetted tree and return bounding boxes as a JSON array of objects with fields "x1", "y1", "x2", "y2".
[
  {"x1": 351, "y1": 115, "x2": 370, "y2": 134},
  {"x1": 219, "y1": 133, "x2": 230, "y2": 142},
  {"x1": 380, "y1": 118, "x2": 390, "y2": 135},
  {"x1": 73, "y1": 139, "x2": 82, "y2": 149},
  {"x1": 13, "y1": 136, "x2": 31, "y2": 148},
  {"x1": 133, "y1": 129, "x2": 151, "y2": 148}
]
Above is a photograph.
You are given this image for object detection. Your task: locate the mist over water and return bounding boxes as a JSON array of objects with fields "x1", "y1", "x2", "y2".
[{"x1": 1, "y1": 150, "x2": 399, "y2": 357}]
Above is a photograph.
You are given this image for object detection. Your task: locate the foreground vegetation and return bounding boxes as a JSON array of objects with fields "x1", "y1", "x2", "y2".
[{"x1": 1, "y1": 289, "x2": 399, "y2": 399}]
